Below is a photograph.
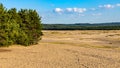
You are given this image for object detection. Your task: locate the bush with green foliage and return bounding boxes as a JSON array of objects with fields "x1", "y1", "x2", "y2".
[{"x1": 0, "y1": 3, "x2": 42, "y2": 47}]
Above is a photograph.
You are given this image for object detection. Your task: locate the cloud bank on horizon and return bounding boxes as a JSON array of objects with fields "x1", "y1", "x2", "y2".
[{"x1": 54, "y1": 3, "x2": 120, "y2": 14}]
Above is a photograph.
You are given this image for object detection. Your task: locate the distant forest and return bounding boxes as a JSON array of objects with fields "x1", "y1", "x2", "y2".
[{"x1": 42, "y1": 22, "x2": 120, "y2": 30}]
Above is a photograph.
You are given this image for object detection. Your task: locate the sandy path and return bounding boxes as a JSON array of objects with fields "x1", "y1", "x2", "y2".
[{"x1": 0, "y1": 30, "x2": 120, "y2": 68}]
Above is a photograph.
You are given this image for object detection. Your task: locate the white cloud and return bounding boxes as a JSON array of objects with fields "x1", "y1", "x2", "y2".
[
  {"x1": 73, "y1": 8, "x2": 87, "y2": 13},
  {"x1": 54, "y1": 8, "x2": 87, "y2": 14},
  {"x1": 73, "y1": 8, "x2": 78, "y2": 12},
  {"x1": 66, "y1": 8, "x2": 73, "y2": 12},
  {"x1": 54, "y1": 8, "x2": 63, "y2": 13},
  {"x1": 104, "y1": 4, "x2": 114, "y2": 8}
]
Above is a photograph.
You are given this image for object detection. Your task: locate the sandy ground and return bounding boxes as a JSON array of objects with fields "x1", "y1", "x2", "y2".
[{"x1": 0, "y1": 30, "x2": 120, "y2": 68}]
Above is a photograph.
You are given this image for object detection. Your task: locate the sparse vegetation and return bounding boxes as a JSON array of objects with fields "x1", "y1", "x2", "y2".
[{"x1": 0, "y1": 3, "x2": 42, "y2": 46}]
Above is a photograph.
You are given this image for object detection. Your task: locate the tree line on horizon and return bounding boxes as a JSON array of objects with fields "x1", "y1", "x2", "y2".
[
  {"x1": 43, "y1": 23, "x2": 120, "y2": 30},
  {"x1": 0, "y1": 3, "x2": 42, "y2": 47}
]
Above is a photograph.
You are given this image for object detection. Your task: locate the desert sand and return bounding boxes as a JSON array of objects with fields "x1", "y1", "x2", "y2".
[{"x1": 0, "y1": 30, "x2": 120, "y2": 68}]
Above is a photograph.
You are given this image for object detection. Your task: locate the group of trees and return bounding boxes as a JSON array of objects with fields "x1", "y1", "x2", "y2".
[
  {"x1": 0, "y1": 3, "x2": 42, "y2": 47},
  {"x1": 43, "y1": 24, "x2": 120, "y2": 30}
]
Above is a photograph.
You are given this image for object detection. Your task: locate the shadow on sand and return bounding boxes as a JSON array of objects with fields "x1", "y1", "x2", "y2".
[{"x1": 0, "y1": 49, "x2": 11, "y2": 52}]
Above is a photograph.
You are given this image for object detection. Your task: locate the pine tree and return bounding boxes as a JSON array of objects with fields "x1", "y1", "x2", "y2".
[{"x1": 0, "y1": 3, "x2": 42, "y2": 46}]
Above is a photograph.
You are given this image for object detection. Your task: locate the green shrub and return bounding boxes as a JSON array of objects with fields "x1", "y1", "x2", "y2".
[{"x1": 0, "y1": 3, "x2": 42, "y2": 47}]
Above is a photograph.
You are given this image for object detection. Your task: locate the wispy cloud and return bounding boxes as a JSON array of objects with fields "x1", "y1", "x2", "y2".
[
  {"x1": 99, "y1": 4, "x2": 114, "y2": 9},
  {"x1": 92, "y1": 13, "x2": 102, "y2": 16},
  {"x1": 90, "y1": 8, "x2": 96, "y2": 11},
  {"x1": 98, "y1": 3, "x2": 120, "y2": 9},
  {"x1": 116, "y1": 3, "x2": 120, "y2": 6}
]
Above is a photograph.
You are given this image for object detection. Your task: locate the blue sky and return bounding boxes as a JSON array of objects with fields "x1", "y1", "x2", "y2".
[{"x1": 0, "y1": 0, "x2": 120, "y2": 24}]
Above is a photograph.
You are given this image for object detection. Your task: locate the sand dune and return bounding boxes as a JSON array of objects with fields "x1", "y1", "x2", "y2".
[{"x1": 0, "y1": 30, "x2": 120, "y2": 68}]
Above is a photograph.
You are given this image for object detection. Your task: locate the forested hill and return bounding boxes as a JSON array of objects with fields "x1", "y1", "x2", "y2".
[{"x1": 42, "y1": 22, "x2": 120, "y2": 30}]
